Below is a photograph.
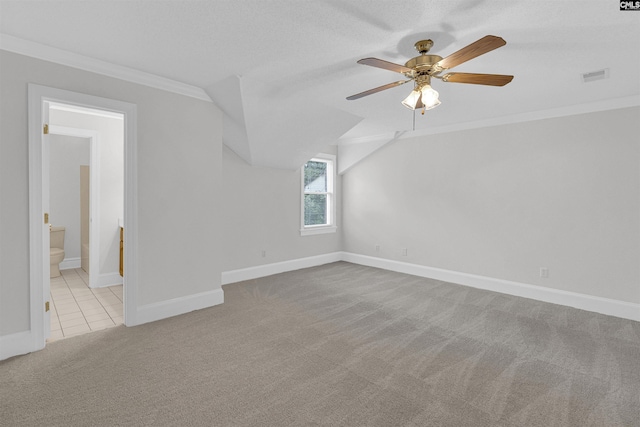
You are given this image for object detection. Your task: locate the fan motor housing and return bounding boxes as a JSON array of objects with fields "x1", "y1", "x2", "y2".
[{"x1": 404, "y1": 54, "x2": 443, "y2": 74}]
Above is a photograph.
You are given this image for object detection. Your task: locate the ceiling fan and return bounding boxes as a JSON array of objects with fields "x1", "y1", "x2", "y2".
[{"x1": 346, "y1": 35, "x2": 513, "y2": 112}]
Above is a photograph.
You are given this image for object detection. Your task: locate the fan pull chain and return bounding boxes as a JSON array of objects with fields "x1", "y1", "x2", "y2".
[{"x1": 412, "y1": 108, "x2": 415, "y2": 131}]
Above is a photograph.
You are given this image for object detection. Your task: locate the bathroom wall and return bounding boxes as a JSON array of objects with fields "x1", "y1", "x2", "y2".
[
  {"x1": 49, "y1": 108, "x2": 124, "y2": 286},
  {"x1": 49, "y1": 134, "x2": 90, "y2": 262}
]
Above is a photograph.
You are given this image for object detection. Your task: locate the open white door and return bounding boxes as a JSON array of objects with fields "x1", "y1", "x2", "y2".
[
  {"x1": 42, "y1": 101, "x2": 51, "y2": 339},
  {"x1": 47, "y1": 123, "x2": 101, "y2": 289}
]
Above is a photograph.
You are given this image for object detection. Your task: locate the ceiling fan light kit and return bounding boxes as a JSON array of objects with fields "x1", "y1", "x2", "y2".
[
  {"x1": 347, "y1": 35, "x2": 513, "y2": 114},
  {"x1": 402, "y1": 84, "x2": 441, "y2": 111}
]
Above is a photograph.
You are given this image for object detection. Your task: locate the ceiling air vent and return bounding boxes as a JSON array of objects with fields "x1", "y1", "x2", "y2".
[{"x1": 582, "y1": 68, "x2": 609, "y2": 83}]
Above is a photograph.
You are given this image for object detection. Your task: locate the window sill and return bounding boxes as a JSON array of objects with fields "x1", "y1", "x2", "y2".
[{"x1": 300, "y1": 225, "x2": 337, "y2": 236}]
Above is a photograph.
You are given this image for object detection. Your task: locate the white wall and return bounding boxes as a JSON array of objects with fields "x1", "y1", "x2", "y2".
[
  {"x1": 222, "y1": 145, "x2": 341, "y2": 272},
  {"x1": 343, "y1": 107, "x2": 640, "y2": 304},
  {"x1": 0, "y1": 50, "x2": 222, "y2": 337},
  {"x1": 49, "y1": 134, "x2": 90, "y2": 260},
  {"x1": 49, "y1": 109, "x2": 124, "y2": 281},
  {"x1": 1, "y1": 47, "x2": 636, "y2": 355}
]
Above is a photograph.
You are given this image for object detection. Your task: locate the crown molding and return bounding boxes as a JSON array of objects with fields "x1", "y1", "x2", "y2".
[
  {"x1": 336, "y1": 95, "x2": 639, "y2": 175},
  {"x1": 0, "y1": 34, "x2": 212, "y2": 103},
  {"x1": 338, "y1": 130, "x2": 406, "y2": 146},
  {"x1": 338, "y1": 97, "x2": 639, "y2": 147},
  {"x1": 398, "y1": 95, "x2": 640, "y2": 141}
]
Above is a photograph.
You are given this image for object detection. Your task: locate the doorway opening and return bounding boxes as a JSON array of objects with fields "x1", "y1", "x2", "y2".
[
  {"x1": 28, "y1": 84, "x2": 138, "y2": 352},
  {"x1": 47, "y1": 105, "x2": 124, "y2": 340}
]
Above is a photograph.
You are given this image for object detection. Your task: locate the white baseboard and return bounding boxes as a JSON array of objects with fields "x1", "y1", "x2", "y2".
[
  {"x1": 135, "y1": 288, "x2": 224, "y2": 326},
  {"x1": 222, "y1": 252, "x2": 343, "y2": 285},
  {"x1": 0, "y1": 330, "x2": 41, "y2": 361},
  {"x1": 92, "y1": 272, "x2": 124, "y2": 288},
  {"x1": 7, "y1": 251, "x2": 635, "y2": 362},
  {"x1": 221, "y1": 251, "x2": 639, "y2": 321},
  {"x1": 341, "y1": 252, "x2": 640, "y2": 322},
  {"x1": 1, "y1": 287, "x2": 224, "y2": 359},
  {"x1": 60, "y1": 257, "x2": 81, "y2": 270}
]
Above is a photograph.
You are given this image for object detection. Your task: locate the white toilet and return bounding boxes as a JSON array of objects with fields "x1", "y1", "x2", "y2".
[{"x1": 50, "y1": 226, "x2": 65, "y2": 278}]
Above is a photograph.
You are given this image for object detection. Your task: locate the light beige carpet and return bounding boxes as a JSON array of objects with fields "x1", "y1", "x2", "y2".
[{"x1": 1, "y1": 262, "x2": 639, "y2": 426}]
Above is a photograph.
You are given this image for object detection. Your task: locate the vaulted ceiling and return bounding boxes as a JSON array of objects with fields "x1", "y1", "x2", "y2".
[{"x1": 1, "y1": 1, "x2": 638, "y2": 171}]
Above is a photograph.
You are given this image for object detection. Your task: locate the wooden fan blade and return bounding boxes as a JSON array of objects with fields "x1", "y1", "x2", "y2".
[
  {"x1": 435, "y1": 35, "x2": 506, "y2": 71},
  {"x1": 357, "y1": 58, "x2": 414, "y2": 74},
  {"x1": 346, "y1": 80, "x2": 411, "y2": 100},
  {"x1": 441, "y1": 72, "x2": 513, "y2": 86}
]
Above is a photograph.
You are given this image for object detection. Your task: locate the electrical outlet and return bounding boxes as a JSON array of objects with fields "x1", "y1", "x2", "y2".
[
  {"x1": 375, "y1": 244, "x2": 380, "y2": 252},
  {"x1": 401, "y1": 248, "x2": 408, "y2": 256},
  {"x1": 539, "y1": 267, "x2": 549, "y2": 278}
]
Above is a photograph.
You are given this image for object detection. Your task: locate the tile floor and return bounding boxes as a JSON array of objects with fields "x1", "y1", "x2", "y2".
[{"x1": 48, "y1": 268, "x2": 123, "y2": 342}]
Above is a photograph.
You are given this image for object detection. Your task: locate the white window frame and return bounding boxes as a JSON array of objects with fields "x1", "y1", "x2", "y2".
[{"x1": 301, "y1": 153, "x2": 337, "y2": 236}]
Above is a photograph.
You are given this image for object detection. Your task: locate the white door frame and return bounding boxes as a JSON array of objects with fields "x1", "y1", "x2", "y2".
[
  {"x1": 28, "y1": 84, "x2": 139, "y2": 352},
  {"x1": 48, "y1": 124, "x2": 101, "y2": 289}
]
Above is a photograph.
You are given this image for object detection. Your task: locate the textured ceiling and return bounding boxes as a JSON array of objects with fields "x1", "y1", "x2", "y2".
[{"x1": 1, "y1": 1, "x2": 638, "y2": 170}]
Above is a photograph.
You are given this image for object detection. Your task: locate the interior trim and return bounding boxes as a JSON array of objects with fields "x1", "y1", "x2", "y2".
[
  {"x1": 0, "y1": 331, "x2": 34, "y2": 361},
  {"x1": 394, "y1": 95, "x2": 640, "y2": 141},
  {"x1": 28, "y1": 83, "x2": 140, "y2": 352},
  {"x1": 1, "y1": 34, "x2": 212, "y2": 103},
  {"x1": 135, "y1": 289, "x2": 224, "y2": 326},
  {"x1": 94, "y1": 273, "x2": 124, "y2": 289},
  {"x1": 222, "y1": 252, "x2": 640, "y2": 322},
  {"x1": 341, "y1": 252, "x2": 640, "y2": 322},
  {"x1": 3, "y1": 250, "x2": 637, "y2": 361},
  {"x1": 222, "y1": 252, "x2": 343, "y2": 285},
  {"x1": 59, "y1": 258, "x2": 81, "y2": 270}
]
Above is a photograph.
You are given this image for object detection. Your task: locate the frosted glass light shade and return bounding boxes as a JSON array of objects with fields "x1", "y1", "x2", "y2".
[
  {"x1": 420, "y1": 85, "x2": 440, "y2": 109},
  {"x1": 401, "y1": 89, "x2": 422, "y2": 110}
]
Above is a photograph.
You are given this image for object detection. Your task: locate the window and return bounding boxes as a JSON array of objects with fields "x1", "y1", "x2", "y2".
[{"x1": 301, "y1": 154, "x2": 336, "y2": 236}]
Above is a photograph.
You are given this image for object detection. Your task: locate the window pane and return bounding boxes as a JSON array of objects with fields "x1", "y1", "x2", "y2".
[
  {"x1": 304, "y1": 194, "x2": 327, "y2": 225},
  {"x1": 304, "y1": 161, "x2": 327, "y2": 192}
]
